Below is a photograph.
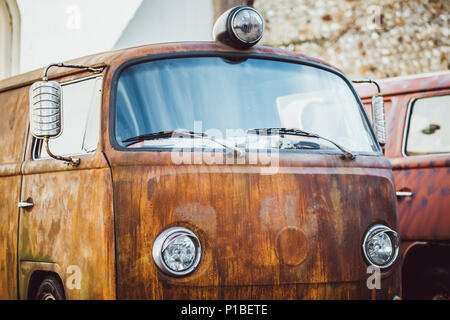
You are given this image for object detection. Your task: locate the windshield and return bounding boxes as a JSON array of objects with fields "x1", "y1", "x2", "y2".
[{"x1": 114, "y1": 56, "x2": 378, "y2": 153}]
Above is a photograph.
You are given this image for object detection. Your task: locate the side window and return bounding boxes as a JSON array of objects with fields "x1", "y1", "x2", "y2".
[
  {"x1": 35, "y1": 76, "x2": 102, "y2": 159},
  {"x1": 405, "y1": 94, "x2": 450, "y2": 156}
]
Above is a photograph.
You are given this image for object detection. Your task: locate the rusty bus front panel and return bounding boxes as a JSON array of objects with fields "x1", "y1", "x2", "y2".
[
  {"x1": 106, "y1": 151, "x2": 399, "y2": 299},
  {"x1": 101, "y1": 43, "x2": 401, "y2": 299}
]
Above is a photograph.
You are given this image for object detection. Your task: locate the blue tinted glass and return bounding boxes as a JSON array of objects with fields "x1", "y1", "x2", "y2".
[{"x1": 115, "y1": 57, "x2": 377, "y2": 152}]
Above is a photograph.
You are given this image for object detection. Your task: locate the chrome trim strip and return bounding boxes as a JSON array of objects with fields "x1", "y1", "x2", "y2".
[
  {"x1": 18, "y1": 201, "x2": 34, "y2": 208},
  {"x1": 401, "y1": 97, "x2": 416, "y2": 158},
  {"x1": 396, "y1": 191, "x2": 413, "y2": 197}
]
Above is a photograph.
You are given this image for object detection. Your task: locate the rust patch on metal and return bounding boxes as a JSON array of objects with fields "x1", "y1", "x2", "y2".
[{"x1": 275, "y1": 227, "x2": 308, "y2": 266}]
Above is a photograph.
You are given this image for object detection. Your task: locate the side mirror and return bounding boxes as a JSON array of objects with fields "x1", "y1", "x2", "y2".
[
  {"x1": 29, "y1": 62, "x2": 103, "y2": 165},
  {"x1": 371, "y1": 95, "x2": 386, "y2": 146},
  {"x1": 29, "y1": 80, "x2": 62, "y2": 139},
  {"x1": 29, "y1": 79, "x2": 80, "y2": 166},
  {"x1": 352, "y1": 79, "x2": 386, "y2": 148}
]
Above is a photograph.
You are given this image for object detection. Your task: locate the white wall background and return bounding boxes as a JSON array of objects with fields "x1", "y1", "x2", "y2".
[
  {"x1": 0, "y1": 0, "x2": 21, "y2": 79},
  {"x1": 16, "y1": 0, "x2": 214, "y2": 74},
  {"x1": 114, "y1": 0, "x2": 214, "y2": 50}
]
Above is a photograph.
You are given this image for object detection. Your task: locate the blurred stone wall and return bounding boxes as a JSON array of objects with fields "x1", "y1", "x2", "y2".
[{"x1": 252, "y1": 0, "x2": 449, "y2": 78}]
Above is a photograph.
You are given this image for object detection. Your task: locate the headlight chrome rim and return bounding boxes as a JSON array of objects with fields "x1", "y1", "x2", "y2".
[
  {"x1": 362, "y1": 224, "x2": 399, "y2": 269},
  {"x1": 152, "y1": 227, "x2": 202, "y2": 277}
]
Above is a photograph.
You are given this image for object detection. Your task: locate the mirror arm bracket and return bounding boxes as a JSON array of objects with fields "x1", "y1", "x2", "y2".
[
  {"x1": 44, "y1": 137, "x2": 80, "y2": 166},
  {"x1": 42, "y1": 62, "x2": 104, "y2": 81},
  {"x1": 351, "y1": 79, "x2": 382, "y2": 95}
]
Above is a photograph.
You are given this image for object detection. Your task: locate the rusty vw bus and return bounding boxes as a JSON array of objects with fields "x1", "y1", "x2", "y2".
[
  {"x1": 358, "y1": 71, "x2": 450, "y2": 299},
  {"x1": 0, "y1": 7, "x2": 400, "y2": 299}
]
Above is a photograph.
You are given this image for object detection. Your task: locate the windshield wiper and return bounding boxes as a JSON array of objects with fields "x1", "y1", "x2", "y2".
[
  {"x1": 247, "y1": 128, "x2": 356, "y2": 160},
  {"x1": 122, "y1": 130, "x2": 245, "y2": 157}
]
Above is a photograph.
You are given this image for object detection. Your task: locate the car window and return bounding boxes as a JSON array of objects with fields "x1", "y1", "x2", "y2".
[
  {"x1": 406, "y1": 94, "x2": 450, "y2": 156},
  {"x1": 115, "y1": 57, "x2": 378, "y2": 153},
  {"x1": 35, "y1": 76, "x2": 102, "y2": 159}
]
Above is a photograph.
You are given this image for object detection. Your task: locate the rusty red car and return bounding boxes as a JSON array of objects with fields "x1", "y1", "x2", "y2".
[{"x1": 357, "y1": 71, "x2": 450, "y2": 299}]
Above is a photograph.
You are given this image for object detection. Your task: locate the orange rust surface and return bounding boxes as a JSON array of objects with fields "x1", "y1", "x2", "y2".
[
  {"x1": 357, "y1": 71, "x2": 450, "y2": 241},
  {"x1": 19, "y1": 151, "x2": 116, "y2": 299},
  {"x1": 0, "y1": 86, "x2": 29, "y2": 299},
  {"x1": 107, "y1": 151, "x2": 399, "y2": 299}
]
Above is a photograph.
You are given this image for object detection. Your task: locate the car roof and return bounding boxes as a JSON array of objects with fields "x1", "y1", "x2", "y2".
[
  {"x1": 0, "y1": 41, "x2": 340, "y2": 93},
  {"x1": 356, "y1": 71, "x2": 450, "y2": 98}
]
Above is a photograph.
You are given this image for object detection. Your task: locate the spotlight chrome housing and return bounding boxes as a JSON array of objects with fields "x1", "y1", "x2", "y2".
[{"x1": 213, "y1": 6, "x2": 264, "y2": 49}]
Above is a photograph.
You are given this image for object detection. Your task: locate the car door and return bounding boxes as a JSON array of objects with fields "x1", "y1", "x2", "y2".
[
  {"x1": 394, "y1": 92, "x2": 450, "y2": 241},
  {"x1": 18, "y1": 75, "x2": 116, "y2": 299},
  {"x1": 0, "y1": 86, "x2": 29, "y2": 299}
]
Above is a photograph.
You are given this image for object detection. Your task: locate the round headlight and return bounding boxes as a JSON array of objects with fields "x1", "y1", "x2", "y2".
[
  {"x1": 213, "y1": 6, "x2": 264, "y2": 49},
  {"x1": 152, "y1": 227, "x2": 201, "y2": 276},
  {"x1": 362, "y1": 224, "x2": 399, "y2": 268}
]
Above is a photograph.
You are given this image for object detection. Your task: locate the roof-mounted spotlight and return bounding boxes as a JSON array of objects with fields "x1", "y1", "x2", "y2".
[{"x1": 213, "y1": 6, "x2": 264, "y2": 49}]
